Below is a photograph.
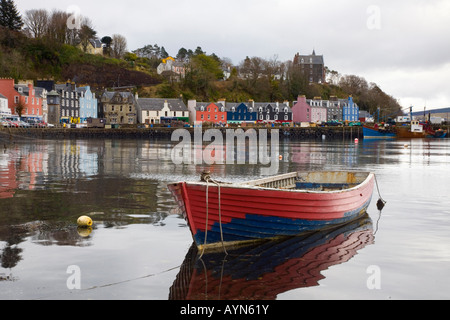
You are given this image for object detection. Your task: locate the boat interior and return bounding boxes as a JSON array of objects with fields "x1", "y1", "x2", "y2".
[{"x1": 240, "y1": 171, "x2": 370, "y2": 191}]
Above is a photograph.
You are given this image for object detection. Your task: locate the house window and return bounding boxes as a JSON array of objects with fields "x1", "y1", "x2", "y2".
[
  {"x1": 201, "y1": 115, "x2": 204, "y2": 120},
  {"x1": 165, "y1": 111, "x2": 168, "y2": 117},
  {"x1": 274, "y1": 115, "x2": 278, "y2": 120},
  {"x1": 15, "y1": 96, "x2": 19, "y2": 103},
  {"x1": 285, "y1": 115, "x2": 288, "y2": 121}
]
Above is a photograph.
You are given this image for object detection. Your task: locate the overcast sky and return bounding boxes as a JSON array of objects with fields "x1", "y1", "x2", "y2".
[{"x1": 16, "y1": 0, "x2": 450, "y2": 111}]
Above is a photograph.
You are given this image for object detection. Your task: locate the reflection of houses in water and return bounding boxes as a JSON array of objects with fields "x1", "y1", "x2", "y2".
[
  {"x1": 47, "y1": 141, "x2": 98, "y2": 179},
  {"x1": 169, "y1": 214, "x2": 374, "y2": 300},
  {"x1": 290, "y1": 143, "x2": 358, "y2": 167},
  {"x1": 0, "y1": 144, "x2": 49, "y2": 197},
  {"x1": 0, "y1": 153, "x2": 17, "y2": 199}
]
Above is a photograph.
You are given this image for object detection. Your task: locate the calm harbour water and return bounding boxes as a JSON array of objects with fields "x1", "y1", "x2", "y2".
[{"x1": 0, "y1": 135, "x2": 449, "y2": 300}]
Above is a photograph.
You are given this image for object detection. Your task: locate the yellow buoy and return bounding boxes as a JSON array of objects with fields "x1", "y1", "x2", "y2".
[{"x1": 77, "y1": 216, "x2": 93, "y2": 228}]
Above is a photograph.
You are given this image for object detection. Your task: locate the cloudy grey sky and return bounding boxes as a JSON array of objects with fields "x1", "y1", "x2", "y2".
[{"x1": 16, "y1": 0, "x2": 450, "y2": 111}]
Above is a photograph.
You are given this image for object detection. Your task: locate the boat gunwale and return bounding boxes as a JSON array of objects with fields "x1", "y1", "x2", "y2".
[{"x1": 174, "y1": 171, "x2": 375, "y2": 195}]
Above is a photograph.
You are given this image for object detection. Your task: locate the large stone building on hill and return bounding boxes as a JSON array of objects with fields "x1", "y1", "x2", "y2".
[{"x1": 293, "y1": 50, "x2": 326, "y2": 84}]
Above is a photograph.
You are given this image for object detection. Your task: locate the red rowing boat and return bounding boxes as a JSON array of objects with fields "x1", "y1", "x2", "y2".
[{"x1": 168, "y1": 171, "x2": 375, "y2": 250}]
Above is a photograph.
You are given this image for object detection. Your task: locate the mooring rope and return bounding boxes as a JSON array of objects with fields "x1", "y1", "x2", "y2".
[
  {"x1": 374, "y1": 174, "x2": 386, "y2": 211},
  {"x1": 200, "y1": 175, "x2": 228, "y2": 258}
]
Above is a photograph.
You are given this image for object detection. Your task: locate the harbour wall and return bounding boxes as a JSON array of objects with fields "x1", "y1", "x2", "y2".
[{"x1": 0, "y1": 126, "x2": 364, "y2": 141}]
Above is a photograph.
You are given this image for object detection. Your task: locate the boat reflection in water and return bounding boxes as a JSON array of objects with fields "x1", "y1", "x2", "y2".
[{"x1": 169, "y1": 214, "x2": 374, "y2": 300}]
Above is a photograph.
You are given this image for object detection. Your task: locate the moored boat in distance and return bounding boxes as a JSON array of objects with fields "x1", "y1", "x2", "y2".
[
  {"x1": 168, "y1": 171, "x2": 375, "y2": 250},
  {"x1": 363, "y1": 125, "x2": 396, "y2": 139}
]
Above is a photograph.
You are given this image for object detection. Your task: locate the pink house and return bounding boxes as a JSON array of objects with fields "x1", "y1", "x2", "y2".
[
  {"x1": 292, "y1": 95, "x2": 311, "y2": 123},
  {"x1": 292, "y1": 95, "x2": 327, "y2": 123}
]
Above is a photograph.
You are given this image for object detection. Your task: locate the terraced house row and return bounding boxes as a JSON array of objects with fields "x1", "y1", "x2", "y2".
[{"x1": 1, "y1": 78, "x2": 360, "y2": 127}]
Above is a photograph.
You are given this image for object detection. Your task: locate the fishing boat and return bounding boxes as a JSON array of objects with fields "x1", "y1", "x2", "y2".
[
  {"x1": 363, "y1": 125, "x2": 396, "y2": 139},
  {"x1": 168, "y1": 171, "x2": 375, "y2": 249},
  {"x1": 430, "y1": 129, "x2": 448, "y2": 139},
  {"x1": 396, "y1": 120, "x2": 427, "y2": 138}
]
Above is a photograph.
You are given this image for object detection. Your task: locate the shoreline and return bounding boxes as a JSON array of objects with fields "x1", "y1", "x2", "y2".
[{"x1": 0, "y1": 126, "x2": 365, "y2": 140}]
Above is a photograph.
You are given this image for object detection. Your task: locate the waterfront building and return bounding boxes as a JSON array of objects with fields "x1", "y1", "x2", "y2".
[
  {"x1": 342, "y1": 96, "x2": 359, "y2": 122},
  {"x1": 293, "y1": 50, "x2": 326, "y2": 84},
  {"x1": 194, "y1": 102, "x2": 227, "y2": 124},
  {"x1": 77, "y1": 86, "x2": 98, "y2": 122},
  {"x1": 137, "y1": 97, "x2": 188, "y2": 125},
  {"x1": 326, "y1": 96, "x2": 343, "y2": 122},
  {"x1": 0, "y1": 79, "x2": 44, "y2": 119},
  {"x1": 255, "y1": 102, "x2": 292, "y2": 123},
  {"x1": 292, "y1": 95, "x2": 312, "y2": 123},
  {"x1": 226, "y1": 102, "x2": 257, "y2": 124},
  {"x1": 55, "y1": 82, "x2": 80, "y2": 124},
  {"x1": 0, "y1": 93, "x2": 10, "y2": 117},
  {"x1": 47, "y1": 90, "x2": 61, "y2": 125},
  {"x1": 306, "y1": 98, "x2": 328, "y2": 123},
  {"x1": 292, "y1": 95, "x2": 328, "y2": 124},
  {"x1": 101, "y1": 90, "x2": 138, "y2": 125}
]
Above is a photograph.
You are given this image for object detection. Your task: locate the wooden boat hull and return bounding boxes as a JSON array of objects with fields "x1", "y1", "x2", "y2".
[
  {"x1": 363, "y1": 126, "x2": 396, "y2": 139},
  {"x1": 169, "y1": 213, "x2": 374, "y2": 300},
  {"x1": 168, "y1": 171, "x2": 375, "y2": 249}
]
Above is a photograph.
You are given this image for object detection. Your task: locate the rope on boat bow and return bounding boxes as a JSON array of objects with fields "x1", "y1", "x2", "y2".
[{"x1": 200, "y1": 171, "x2": 228, "y2": 258}]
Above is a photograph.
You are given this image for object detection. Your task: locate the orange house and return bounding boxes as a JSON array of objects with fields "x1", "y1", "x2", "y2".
[
  {"x1": 196, "y1": 102, "x2": 227, "y2": 124},
  {"x1": 0, "y1": 79, "x2": 43, "y2": 118}
]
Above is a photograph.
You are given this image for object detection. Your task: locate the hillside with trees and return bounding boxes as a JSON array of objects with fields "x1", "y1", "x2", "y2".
[{"x1": 0, "y1": 0, "x2": 402, "y2": 117}]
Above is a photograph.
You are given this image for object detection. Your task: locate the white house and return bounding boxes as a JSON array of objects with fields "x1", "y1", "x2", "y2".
[
  {"x1": 137, "y1": 97, "x2": 188, "y2": 124},
  {"x1": 0, "y1": 93, "x2": 11, "y2": 117}
]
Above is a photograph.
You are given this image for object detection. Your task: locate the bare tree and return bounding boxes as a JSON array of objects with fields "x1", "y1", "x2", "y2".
[
  {"x1": 47, "y1": 10, "x2": 70, "y2": 44},
  {"x1": 23, "y1": 9, "x2": 48, "y2": 38},
  {"x1": 111, "y1": 34, "x2": 127, "y2": 59}
]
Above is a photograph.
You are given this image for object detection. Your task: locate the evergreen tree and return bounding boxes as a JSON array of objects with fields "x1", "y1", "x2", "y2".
[{"x1": 0, "y1": 0, "x2": 23, "y2": 31}]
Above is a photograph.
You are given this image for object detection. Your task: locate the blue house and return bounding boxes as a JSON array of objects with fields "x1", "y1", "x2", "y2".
[
  {"x1": 78, "y1": 86, "x2": 98, "y2": 122},
  {"x1": 343, "y1": 96, "x2": 359, "y2": 122},
  {"x1": 227, "y1": 103, "x2": 257, "y2": 123}
]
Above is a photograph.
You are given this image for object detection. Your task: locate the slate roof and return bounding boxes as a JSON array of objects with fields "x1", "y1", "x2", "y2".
[{"x1": 137, "y1": 98, "x2": 187, "y2": 111}]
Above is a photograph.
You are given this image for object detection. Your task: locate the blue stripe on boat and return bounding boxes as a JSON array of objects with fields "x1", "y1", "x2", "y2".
[{"x1": 194, "y1": 199, "x2": 372, "y2": 245}]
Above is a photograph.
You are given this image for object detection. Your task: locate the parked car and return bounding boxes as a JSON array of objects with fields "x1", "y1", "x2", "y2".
[
  {"x1": 323, "y1": 120, "x2": 343, "y2": 127},
  {"x1": 19, "y1": 120, "x2": 31, "y2": 128},
  {"x1": 1, "y1": 119, "x2": 11, "y2": 127}
]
